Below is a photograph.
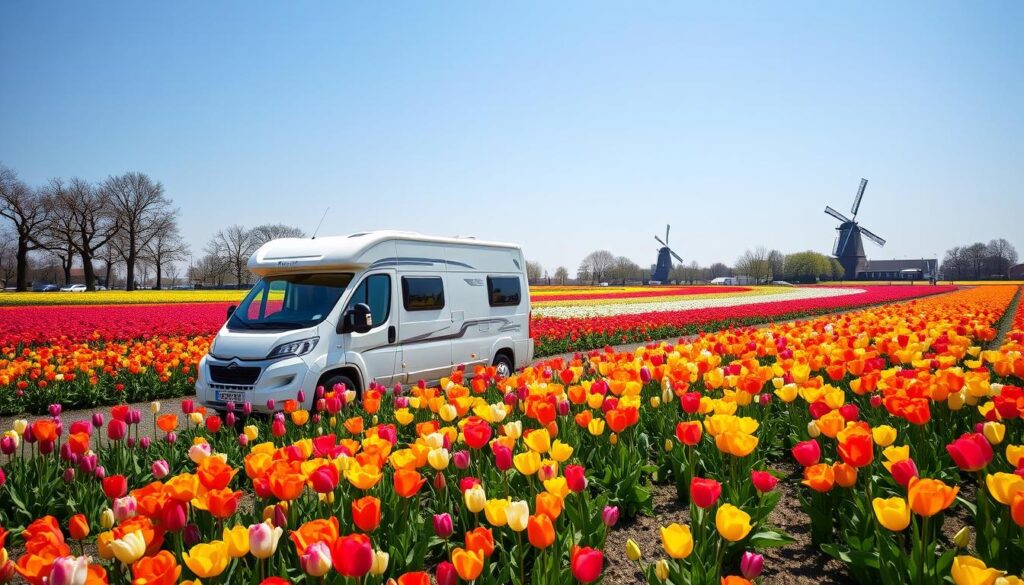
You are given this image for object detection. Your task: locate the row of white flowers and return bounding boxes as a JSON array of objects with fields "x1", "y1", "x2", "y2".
[{"x1": 532, "y1": 286, "x2": 867, "y2": 318}]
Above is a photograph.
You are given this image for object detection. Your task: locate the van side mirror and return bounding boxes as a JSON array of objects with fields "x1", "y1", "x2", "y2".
[
  {"x1": 226, "y1": 304, "x2": 236, "y2": 319},
  {"x1": 340, "y1": 303, "x2": 373, "y2": 334}
]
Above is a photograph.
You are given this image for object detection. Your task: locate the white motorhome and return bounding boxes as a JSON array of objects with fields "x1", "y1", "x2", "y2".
[{"x1": 195, "y1": 231, "x2": 534, "y2": 413}]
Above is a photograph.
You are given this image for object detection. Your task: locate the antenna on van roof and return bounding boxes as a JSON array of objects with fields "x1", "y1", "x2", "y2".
[{"x1": 311, "y1": 207, "x2": 329, "y2": 240}]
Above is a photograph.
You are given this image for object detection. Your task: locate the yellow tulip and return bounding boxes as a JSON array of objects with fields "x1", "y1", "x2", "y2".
[
  {"x1": 655, "y1": 559, "x2": 670, "y2": 580},
  {"x1": 872, "y1": 497, "x2": 911, "y2": 531},
  {"x1": 524, "y1": 428, "x2": 551, "y2": 454},
  {"x1": 774, "y1": 384, "x2": 798, "y2": 403},
  {"x1": 427, "y1": 448, "x2": 450, "y2": 470},
  {"x1": 484, "y1": 498, "x2": 510, "y2": 527},
  {"x1": 184, "y1": 540, "x2": 230, "y2": 578},
  {"x1": 395, "y1": 408, "x2": 414, "y2": 426},
  {"x1": 243, "y1": 425, "x2": 259, "y2": 442},
  {"x1": 625, "y1": 538, "x2": 641, "y2": 561},
  {"x1": 951, "y1": 555, "x2": 1004, "y2": 585},
  {"x1": 986, "y1": 473, "x2": 1024, "y2": 505},
  {"x1": 549, "y1": 440, "x2": 573, "y2": 462},
  {"x1": 514, "y1": 451, "x2": 541, "y2": 476},
  {"x1": 871, "y1": 425, "x2": 897, "y2": 447},
  {"x1": 587, "y1": 419, "x2": 605, "y2": 436},
  {"x1": 222, "y1": 524, "x2": 250, "y2": 558},
  {"x1": 983, "y1": 422, "x2": 1006, "y2": 445},
  {"x1": 659, "y1": 523, "x2": 693, "y2": 559},
  {"x1": 370, "y1": 550, "x2": 389, "y2": 576},
  {"x1": 1007, "y1": 445, "x2": 1024, "y2": 468},
  {"x1": 715, "y1": 504, "x2": 753, "y2": 542},
  {"x1": 503, "y1": 421, "x2": 523, "y2": 439}
]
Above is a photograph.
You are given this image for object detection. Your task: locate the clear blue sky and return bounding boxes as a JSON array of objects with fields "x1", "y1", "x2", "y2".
[{"x1": 2, "y1": 1, "x2": 1021, "y2": 273}]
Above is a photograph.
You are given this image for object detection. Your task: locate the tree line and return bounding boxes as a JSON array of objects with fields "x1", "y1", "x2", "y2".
[
  {"x1": 0, "y1": 163, "x2": 306, "y2": 291},
  {"x1": 940, "y1": 239, "x2": 1017, "y2": 280}
]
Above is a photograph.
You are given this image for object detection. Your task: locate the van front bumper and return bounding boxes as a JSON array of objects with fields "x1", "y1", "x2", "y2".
[{"x1": 195, "y1": 354, "x2": 318, "y2": 413}]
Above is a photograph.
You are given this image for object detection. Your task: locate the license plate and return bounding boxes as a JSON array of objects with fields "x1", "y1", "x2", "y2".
[{"x1": 215, "y1": 391, "x2": 246, "y2": 403}]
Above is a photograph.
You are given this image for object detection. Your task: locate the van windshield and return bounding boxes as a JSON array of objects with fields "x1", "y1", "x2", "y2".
[{"x1": 228, "y1": 273, "x2": 354, "y2": 331}]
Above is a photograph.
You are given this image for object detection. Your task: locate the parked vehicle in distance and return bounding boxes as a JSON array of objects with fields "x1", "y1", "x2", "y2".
[
  {"x1": 32, "y1": 282, "x2": 59, "y2": 292},
  {"x1": 60, "y1": 284, "x2": 88, "y2": 292},
  {"x1": 196, "y1": 231, "x2": 534, "y2": 413}
]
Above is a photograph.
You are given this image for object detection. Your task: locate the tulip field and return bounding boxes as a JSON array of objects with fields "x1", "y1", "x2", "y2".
[{"x1": 0, "y1": 283, "x2": 1019, "y2": 584}]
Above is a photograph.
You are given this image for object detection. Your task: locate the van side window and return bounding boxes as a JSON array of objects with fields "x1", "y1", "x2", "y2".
[
  {"x1": 346, "y1": 274, "x2": 391, "y2": 327},
  {"x1": 402, "y1": 276, "x2": 445, "y2": 311},
  {"x1": 487, "y1": 276, "x2": 521, "y2": 307}
]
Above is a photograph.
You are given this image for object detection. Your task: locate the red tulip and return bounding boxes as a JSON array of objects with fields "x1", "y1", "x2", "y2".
[
  {"x1": 107, "y1": 420, "x2": 128, "y2": 441},
  {"x1": 205, "y1": 416, "x2": 222, "y2": 433},
  {"x1": 565, "y1": 465, "x2": 587, "y2": 493},
  {"x1": 331, "y1": 533, "x2": 373, "y2": 577},
  {"x1": 946, "y1": 432, "x2": 992, "y2": 472},
  {"x1": 462, "y1": 417, "x2": 493, "y2": 449},
  {"x1": 889, "y1": 458, "x2": 919, "y2": 488},
  {"x1": 436, "y1": 561, "x2": 457, "y2": 585},
  {"x1": 690, "y1": 477, "x2": 722, "y2": 509},
  {"x1": 751, "y1": 470, "x2": 778, "y2": 493},
  {"x1": 792, "y1": 439, "x2": 821, "y2": 467},
  {"x1": 102, "y1": 474, "x2": 128, "y2": 499},
  {"x1": 309, "y1": 465, "x2": 339, "y2": 494},
  {"x1": 680, "y1": 392, "x2": 701, "y2": 414},
  {"x1": 571, "y1": 545, "x2": 604, "y2": 583}
]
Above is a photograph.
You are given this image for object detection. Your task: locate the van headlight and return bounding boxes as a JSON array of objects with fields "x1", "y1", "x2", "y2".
[{"x1": 267, "y1": 337, "x2": 319, "y2": 359}]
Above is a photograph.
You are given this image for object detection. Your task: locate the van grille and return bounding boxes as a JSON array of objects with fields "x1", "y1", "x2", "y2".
[{"x1": 209, "y1": 364, "x2": 261, "y2": 386}]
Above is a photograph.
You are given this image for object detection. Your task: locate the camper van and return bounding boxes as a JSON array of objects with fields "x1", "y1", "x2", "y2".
[{"x1": 195, "y1": 231, "x2": 534, "y2": 413}]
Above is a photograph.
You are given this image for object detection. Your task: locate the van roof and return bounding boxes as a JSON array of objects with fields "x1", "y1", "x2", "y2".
[{"x1": 248, "y1": 230, "x2": 521, "y2": 275}]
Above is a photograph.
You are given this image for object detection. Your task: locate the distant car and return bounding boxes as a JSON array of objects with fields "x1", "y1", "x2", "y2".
[
  {"x1": 61, "y1": 284, "x2": 88, "y2": 292},
  {"x1": 35, "y1": 284, "x2": 60, "y2": 292},
  {"x1": 96, "y1": 285, "x2": 108, "y2": 291}
]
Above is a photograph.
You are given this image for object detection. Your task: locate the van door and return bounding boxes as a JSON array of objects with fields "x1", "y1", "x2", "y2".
[
  {"x1": 397, "y1": 274, "x2": 453, "y2": 384},
  {"x1": 336, "y1": 270, "x2": 399, "y2": 386}
]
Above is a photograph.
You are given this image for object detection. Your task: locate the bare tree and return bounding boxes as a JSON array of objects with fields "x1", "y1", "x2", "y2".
[
  {"x1": 191, "y1": 253, "x2": 230, "y2": 287},
  {"x1": 553, "y1": 266, "x2": 569, "y2": 285},
  {"x1": 100, "y1": 244, "x2": 120, "y2": 289},
  {"x1": 52, "y1": 178, "x2": 120, "y2": 290},
  {"x1": 767, "y1": 249, "x2": 785, "y2": 281},
  {"x1": 735, "y1": 247, "x2": 770, "y2": 283},
  {"x1": 207, "y1": 225, "x2": 257, "y2": 286},
  {"x1": 986, "y1": 238, "x2": 1018, "y2": 277},
  {"x1": 0, "y1": 228, "x2": 17, "y2": 288},
  {"x1": 708, "y1": 263, "x2": 732, "y2": 279},
  {"x1": 0, "y1": 165, "x2": 50, "y2": 291},
  {"x1": 144, "y1": 221, "x2": 189, "y2": 289},
  {"x1": 525, "y1": 260, "x2": 543, "y2": 283},
  {"x1": 250, "y1": 224, "x2": 305, "y2": 248},
  {"x1": 578, "y1": 250, "x2": 615, "y2": 284},
  {"x1": 103, "y1": 172, "x2": 174, "y2": 291}
]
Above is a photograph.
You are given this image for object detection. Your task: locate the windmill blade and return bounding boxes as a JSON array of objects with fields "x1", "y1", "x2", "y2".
[
  {"x1": 665, "y1": 225, "x2": 670, "y2": 244},
  {"x1": 670, "y1": 250, "x2": 684, "y2": 264},
  {"x1": 851, "y1": 178, "x2": 868, "y2": 216},
  {"x1": 655, "y1": 236, "x2": 668, "y2": 247},
  {"x1": 825, "y1": 206, "x2": 853, "y2": 224},
  {"x1": 859, "y1": 226, "x2": 886, "y2": 247}
]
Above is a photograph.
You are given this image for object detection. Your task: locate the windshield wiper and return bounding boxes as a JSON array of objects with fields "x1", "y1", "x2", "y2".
[{"x1": 240, "y1": 321, "x2": 311, "y2": 330}]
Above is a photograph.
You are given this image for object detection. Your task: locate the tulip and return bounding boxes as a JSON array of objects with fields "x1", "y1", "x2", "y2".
[
  {"x1": 889, "y1": 458, "x2": 919, "y2": 488},
  {"x1": 110, "y1": 530, "x2": 147, "y2": 564},
  {"x1": 69, "y1": 514, "x2": 90, "y2": 540},
  {"x1": 131, "y1": 550, "x2": 181, "y2": 585},
  {"x1": 163, "y1": 500, "x2": 188, "y2": 532},
  {"x1": 428, "y1": 448, "x2": 450, "y2": 470},
  {"x1": 983, "y1": 422, "x2": 1006, "y2": 445},
  {"x1": 63, "y1": 468, "x2": 75, "y2": 483},
  {"x1": 183, "y1": 540, "x2": 229, "y2": 578},
  {"x1": 690, "y1": 477, "x2": 722, "y2": 508},
  {"x1": 352, "y1": 496, "x2": 382, "y2": 532},
  {"x1": 436, "y1": 561, "x2": 457, "y2": 585},
  {"x1": 102, "y1": 474, "x2": 128, "y2": 499},
  {"x1": 655, "y1": 559, "x2": 670, "y2": 581},
  {"x1": 300, "y1": 541, "x2": 333, "y2": 577},
  {"x1": 625, "y1": 539, "x2": 641, "y2": 561},
  {"x1": 602, "y1": 505, "x2": 619, "y2": 527},
  {"x1": 310, "y1": 465, "x2": 340, "y2": 494},
  {"x1": 951, "y1": 556, "x2": 1005, "y2": 585},
  {"x1": 565, "y1": 464, "x2": 588, "y2": 493},
  {"x1": 908, "y1": 477, "x2": 959, "y2": 517},
  {"x1": 571, "y1": 546, "x2": 604, "y2": 583},
  {"x1": 48, "y1": 555, "x2": 88, "y2": 585},
  {"x1": 332, "y1": 533, "x2": 374, "y2": 577},
  {"x1": 187, "y1": 442, "x2": 211, "y2": 464},
  {"x1": 716, "y1": 504, "x2": 753, "y2": 542},
  {"x1": 249, "y1": 521, "x2": 284, "y2": 559},
  {"x1": 947, "y1": 433, "x2": 993, "y2": 472},
  {"x1": 183, "y1": 523, "x2": 201, "y2": 547},
  {"x1": 528, "y1": 514, "x2": 555, "y2": 548},
  {"x1": 954, "y1": 526, "x2": 971, "y2": 549},
  {"x1": 452, "y1": 547, "x2": 484, "y2": 581},
  {"x1": 986, "y1": 472, "x2": 1024, "y2": 505},
  {"x1": 751, "y1": 470, "x2": 778, "y2": 493},
  {"x1": 464, "y1": 484, "x2": 486, "y2": 513},
  {"x1": 660, "y1": 523, "x2": 693, "y2": 559},
  {"x1": 112, "y1": 495, "x2": 137, "y2": 522},
  {"x1": 91, "y1": 413, "x2": 104, "y2": 428},
  {"x1": 506, "y1": 501, "x2": 529, "y2": 532},
  {"x1": 740, "y1": 551, "x2": 763, "y2": 579},
  {"x1": 370, "y1": 550, "x2": 389, "y2": 576},
  {"x1": 223, "y1": 524, "x2": 250, "y2": 558},
  {"x1": 792, "y1": 439, "x2": 821, "y2": 467},
  {"x1": 872, "y1": 497, "x2": 911, "y2": 531},
  {"x1": 107, "y1": 420, "x2": 127, "y2": 441}
]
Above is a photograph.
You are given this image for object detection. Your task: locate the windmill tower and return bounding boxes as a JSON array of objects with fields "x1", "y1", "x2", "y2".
[
  {"x1": 825, "y1": 179, "x2": 887, "y2": 279},
  {"x1": 651, "y1": 225, "x2": 683, "y2": 283}
]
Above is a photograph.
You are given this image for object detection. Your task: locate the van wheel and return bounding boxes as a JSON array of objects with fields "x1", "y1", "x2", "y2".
[
  {"x1": 320, "y1": 373, "x2": 359, "y2": 400},
  {"x1": 493, "y1": 353, "x2": 513, "y2": 379}
]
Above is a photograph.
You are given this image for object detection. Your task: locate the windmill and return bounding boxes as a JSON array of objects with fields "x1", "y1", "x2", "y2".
[
  {"x1": 825, "y1": 178, "x2": 887, "y2": 279},
  {"x1": 651, "y1": 224, "x2": 683, "y2": 283}
]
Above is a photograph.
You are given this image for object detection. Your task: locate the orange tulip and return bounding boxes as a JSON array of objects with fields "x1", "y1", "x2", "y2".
[
  {"x1": 394, "y1": 469, "x2": 426, "y2": 498},
  {"x1": 536, "y1": 491, "x2": 564, "y2": 521},
  {"x1": 352, "y1": 496, "x2": 381, "y2": 532},
  {"x1": 452, "y1": 547, "x2": 484, "y2": 581},
  {"x1": 269, "y1": 469, "x2": 306, "y2": 501},
  {"x1": 197, "y1": 457, "x2": 237, "y2": 490},
  {"x1": 131, "y1": 550, "x2": 181, "y2": 585},
  {"x1": 345, "y1": 416, "x2": 365, "y2": 435},
  {"x1": 32, "y1": 420, "x2": 58, "y2": 443},
  {"x1": 69, "y1": 513, "x2": 90, "y2": 540},
  {"x1": 465, "y1": 526, "x2": 495, "y2": 558},
  {"x1": 156, "y1": 414, "x2": 179, "y2": 433},
  {"x1": 527, "y1": 514, "x2": 555, "y2": 549},
  {"x1": 908, "y1": 477, "x2": 958, "y2": 517},
  {"x1": 833, "y1": 462, "x2": 858, "y2": 488},
  {"x1": 290, "y1": 517, "x2": 340, "y2": 555},
  {"x1": 802, "y1": 463, "x2": 835, "y2": 493},
  {"x1": 164, "y1": 473, "x2": 199, "y2": 502},
  {"x1": 206, "y1": 488, "x2": 243, "y2": 519}
]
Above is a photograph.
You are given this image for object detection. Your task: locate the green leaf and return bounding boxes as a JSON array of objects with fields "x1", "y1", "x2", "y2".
[{"x1": 748, "y1": 529, "x2": 795, "y2": 548}]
